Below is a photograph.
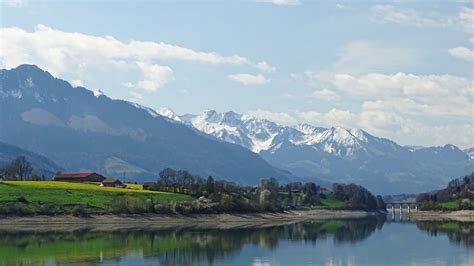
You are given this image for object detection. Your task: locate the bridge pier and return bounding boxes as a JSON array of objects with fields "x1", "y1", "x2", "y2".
[{"x1": 407, "y1": 205, "x2": 410, "y2": 213}]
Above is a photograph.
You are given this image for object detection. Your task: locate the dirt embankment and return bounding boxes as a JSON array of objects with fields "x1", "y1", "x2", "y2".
[
  {"x1": 407, "y1": 210, "x2": 474, "y2": 222},
  {"x1": 0, "y1": 210, "x2": 379, "y2": 232}
]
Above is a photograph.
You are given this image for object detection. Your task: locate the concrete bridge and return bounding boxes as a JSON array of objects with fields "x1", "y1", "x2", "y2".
[{"x1": 385, "y1": 201, "x2": 418, "y2": 213}]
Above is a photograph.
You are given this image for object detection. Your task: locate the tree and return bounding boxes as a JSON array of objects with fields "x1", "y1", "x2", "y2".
[
  {"x1": 159, "y1": 168, "x2": 177, "y2": 192},
  {"x1": 206, "y1": 176, "x2": 215, "y2": 194},
  {"x1": 302, "y1": 182, "x2": 320, "y2": 205},
  {"x1": 2, "y1": 156, "x2": 33, "y2": 180},
  {"x1": 259, "y1": 177, "x2": 279, "y2": 192},
  {"x1": 375, "y1": 195, "x2": 386, "y2": 210}
]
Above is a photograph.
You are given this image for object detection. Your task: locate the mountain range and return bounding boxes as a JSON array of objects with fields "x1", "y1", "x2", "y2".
[
  {"x1": 0, "y1": 64, "x2": 291, "y2": 184},
  {"x1": 158, "y1": 108, "x2": 474, "y2": 194},
  {"x1": 1, "y1": 64, "x2": 472, "y2": 194}
]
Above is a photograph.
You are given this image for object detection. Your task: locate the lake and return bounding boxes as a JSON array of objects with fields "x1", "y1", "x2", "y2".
[{"x1": 0, "y1": 215, "x2": 472, "y2": 265}]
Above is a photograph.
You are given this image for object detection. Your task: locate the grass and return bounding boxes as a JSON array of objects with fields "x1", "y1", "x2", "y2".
[
  {"x1": 0, "y1": 181, "x2": 192, "y2": 213},
  {"x1": 440, "y1": 222, "x2": 460, "y2": 231},
  {"x1": 319, "y1": 194, "x2": 346, "y2": 209},
  {"x1": 441, "y1": 200, "x2": 460, "y2": 210},
  {"x1": 278, "y1": 192, "x2": 346, "y2": 209}
]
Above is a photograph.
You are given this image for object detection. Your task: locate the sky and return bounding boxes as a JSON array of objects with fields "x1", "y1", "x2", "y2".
[{"x1": 0, "y1": 0, "x2": 473, "y2": 149}]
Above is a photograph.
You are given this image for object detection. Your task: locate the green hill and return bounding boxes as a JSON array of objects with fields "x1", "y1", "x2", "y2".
[{"x1": 0, "y1": 181, "x2": 192, "y2": 215}]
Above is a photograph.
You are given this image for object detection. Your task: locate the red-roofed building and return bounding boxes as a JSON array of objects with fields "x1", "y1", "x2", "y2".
[
  {"x1": 53, "y1": 172, "x2": 106, "y2": 182},
  {"x1": 101, "y1": 178, "x2": 125, "y2": 188}
]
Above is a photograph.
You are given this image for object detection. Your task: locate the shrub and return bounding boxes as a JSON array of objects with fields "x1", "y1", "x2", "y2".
[
  {"x1": 154, "y1": 203, "x2": 173, "y2": 214},
  {"x1": 72, "y1": 205, "x2": 90, "y2": 218}
]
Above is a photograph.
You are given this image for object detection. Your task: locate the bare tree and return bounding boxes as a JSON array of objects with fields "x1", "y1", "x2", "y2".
[{"x1": 3, "y1": 156, "x2": 33, "y2": 180}]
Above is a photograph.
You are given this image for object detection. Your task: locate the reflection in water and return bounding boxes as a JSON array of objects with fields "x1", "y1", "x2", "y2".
[
  {"x1": 416, "y1": 221, "x2": 474, "y2": 247},
  {"x1": 0, "y1": 217, "x2": 471, "y2": 265},
  {"x1": 0, "y1": 218, "x2": 383, "y2": 265}
]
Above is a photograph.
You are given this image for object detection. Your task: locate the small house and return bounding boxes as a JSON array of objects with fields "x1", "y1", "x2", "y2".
[
  {"x1": 143, "y1": 182, "x2": 158, "y2": 190},
  {"x1": 101, "y1": 178, "x2": 125, "y2": 188},
  {"x1": 53, "y1": 172, "x2": 106, "y2": 182}
]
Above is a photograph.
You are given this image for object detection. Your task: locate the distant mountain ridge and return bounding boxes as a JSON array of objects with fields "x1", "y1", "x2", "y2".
[
  {"x1": 0, "y1": 64, "x2": 292, "y2": 184},
  {"x1": 157, "y1": 108, "x2": 474, "y2": 194},
  {"x1": 0, "y1": 141, "x2": 61, "y2": 177}
]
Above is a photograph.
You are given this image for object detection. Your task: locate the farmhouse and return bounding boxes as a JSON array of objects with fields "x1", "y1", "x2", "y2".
[
  {"x1": 143, "y1": 182, "x2": 158, "y2": 190},
  {"x1": 101, "y1": 178, "x2": 125, "y2": 188},
  {"x1": 53, "y1": 172, "x2": 106, "y2": 182}
]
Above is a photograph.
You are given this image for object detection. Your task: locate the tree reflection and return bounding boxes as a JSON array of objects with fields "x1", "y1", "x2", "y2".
[
  {"x1": 0, "y1": 217, "x2": 384, "y2": 265},
  {"x1": 416, "y1": 221, "x2": 474, "y2": 247}
]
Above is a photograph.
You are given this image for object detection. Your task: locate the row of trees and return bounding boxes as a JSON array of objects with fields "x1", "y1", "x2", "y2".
[
  {"x1": 148, "y1": 168, "x2": 282, "y2": 212},
  {"x1": 0, "y1": 156, "x2": 44, "y2": 181},
  {"x1": 150, "y1": 167, "x2": 385, "y2": 212},
  {"x1": 416, "y1": 172, "x2": 474, "y2": 210},
  {"x1": 333, "y1": 183, "x2": 386, "y2": 210}
]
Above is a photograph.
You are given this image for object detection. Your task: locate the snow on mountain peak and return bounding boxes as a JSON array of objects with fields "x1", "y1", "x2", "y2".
[
  {"x1": 156, "y1": 107, "x2": 182, "y2": 122},
  {"x1": 139, "y1": 108, "x2": 412, "y2": 159},
  {"x1": 93, "y1": 90, "x2": 104, "y2": 98},
  {"x1": 129, "y1": 102, "x2": 160, "y2": 118}
]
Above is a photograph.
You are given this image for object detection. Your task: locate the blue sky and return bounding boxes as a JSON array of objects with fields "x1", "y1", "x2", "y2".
[{"x1": 1, "y1": 0, "x2": 473, "y2": 148}]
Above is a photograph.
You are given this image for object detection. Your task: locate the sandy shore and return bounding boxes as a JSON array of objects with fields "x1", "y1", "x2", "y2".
[
  {"x1": 407, "y1": 210, "x2": 474, "y2": 222},
  {"x1": 0, "y1": 210, "x2": 378, "y2": 232}
]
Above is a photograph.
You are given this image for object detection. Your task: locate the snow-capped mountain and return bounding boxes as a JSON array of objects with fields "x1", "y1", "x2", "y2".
[
  {"x1": 156, "y1": 107, "x2": 182, "y2": 122},
  {"x1": 464, "y1": 147, "x2": 474, "y2": 160},
  {"x1": 179, "y1": 110, "x2": 402, "y2": 157},
  {"x1": 0, "y1": 65, "x2": 291, "y2": 184},
  {"x1": 160, "y1": 109, "x2": 474, "y2": 194}
]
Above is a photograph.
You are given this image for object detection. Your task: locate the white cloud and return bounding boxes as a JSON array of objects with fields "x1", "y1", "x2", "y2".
[
  {"x1": 370, "y1": 5, "x2": 474, "y2": 35},
  {"x1": 248, "y1": 107, "x2": 473, "y2": 148},
  {"x1": 370, "y1": 5, "x2": 447, "y2": 28},
  {"x1": 129, "y1": 91, "x2": 144, "y2": 102},
  {"x1": 333, "y1": 40, "x2": 417, "y2": 74},
  {"x1": 335, "y1": 72, "x2": 472, "y2": 118},
  {"x1": 70, "y1": 79, "x2": 83, "y2": 87},
  {"x1": 0, "y1": 25, "x2": 251, "y2": 72},
  {"x1": 448, "y1": 46, "x2": 474, "y2": 61},
  {"x1": 136, "y1": 62, "x2": 174, "y2": 91},
  {"x1": 458, "y1": 7, "x2": 474, "y2": 34},
  {"x1": 0, "y1": 24, "x2": 264, "y2": 93},
  {"x1": 336, "y1": 4, "x2": 350, "y2": 10},
  {"x1": 297, "y1": 109, "x2": 356, "y2": 128},
  {"x1": 122, "y1": 82, "x2": 134, "y2": 88},
  {"x1": 311, "y1": 88, "x2": 340, "y2": 101},
  {"x1": 2, "y1": 0, "x2": 27, "y2": 8},
  {"x1": 244, "y1": 109, "x2": 298, "y2": 125},
  {"x1": 228, "y1": 73, "x2": 269, "y2": 85},
  {"x1": 288, "y1": 70, "x2": 473, "y2": 148},
  {"x1": 256, "y1": 61, "x2": 276, "y2": 73},
  {"x1": 260, "y1": 0, "x2": 300, "y2": 6}
]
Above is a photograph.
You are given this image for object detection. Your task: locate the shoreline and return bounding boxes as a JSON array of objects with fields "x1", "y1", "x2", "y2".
[
  {"x1": 406, "y1": 210, "x2": 474, "y2": 222},
  {"x1": 0, "y1": 210, "x2": 379, "y2": 232}
]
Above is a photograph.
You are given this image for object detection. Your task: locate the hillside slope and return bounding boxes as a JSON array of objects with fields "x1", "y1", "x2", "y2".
[{"x1": 0, "y1": 65, "x2": 291, "y2": 183}]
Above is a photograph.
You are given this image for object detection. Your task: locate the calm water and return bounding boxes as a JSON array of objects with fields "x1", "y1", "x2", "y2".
[{"x1": 0, "y1": 216, "x2": 472, "y2": 266}]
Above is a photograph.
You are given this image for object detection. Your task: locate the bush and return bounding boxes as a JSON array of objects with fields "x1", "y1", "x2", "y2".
[
  {"x1": 10, "y1": 202, "x2": 34, "y2": 216},
  {"x1": 173, "y1": 201, "x2": 195, "y2": 214},
  {"x1": 110, "y1": 196, "x2": 153, "y2": 214},
  {"x1": 72, "y1": 205, "x2": 90, "y2": 218},
  {"x1": 154, "y1": 203, "x2": 173, "y2": 214},
  {"x1": 110, "y1": 196, "x2": 129, "y2": 214}
]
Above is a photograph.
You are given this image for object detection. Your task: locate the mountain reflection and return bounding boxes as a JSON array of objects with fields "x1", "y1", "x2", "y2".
[{"x1": 0, "y1": 218, "x2": 383, "y2": 265}]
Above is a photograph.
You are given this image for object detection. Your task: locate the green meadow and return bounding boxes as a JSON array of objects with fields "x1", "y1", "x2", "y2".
[{"x1": 0, "y1": 181, "x2": 192, "y2": 214}]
